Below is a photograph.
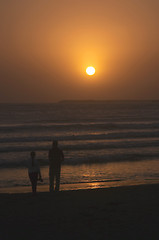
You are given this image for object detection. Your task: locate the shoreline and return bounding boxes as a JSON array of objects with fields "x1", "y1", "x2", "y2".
[{"x1": 0, "y1": 178, "x2": 159, "y2": 194}]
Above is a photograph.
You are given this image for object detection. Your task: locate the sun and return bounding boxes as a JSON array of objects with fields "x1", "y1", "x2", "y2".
[{"x1": 86, "y1": 66, "x2": 96, "y2": 76}]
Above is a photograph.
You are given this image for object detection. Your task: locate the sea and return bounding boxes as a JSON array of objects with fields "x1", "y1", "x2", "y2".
[{"x1": 0, "y1": 101, "x2": 159, "y2": 192}]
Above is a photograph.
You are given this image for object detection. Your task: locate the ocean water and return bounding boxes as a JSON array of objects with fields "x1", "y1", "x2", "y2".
[{"x1": 0, "y1": 101, "x2": 159, "y2": 191}]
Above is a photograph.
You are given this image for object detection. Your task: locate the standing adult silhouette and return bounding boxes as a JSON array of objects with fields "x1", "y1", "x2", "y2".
[{"x1": 49, "y1": 140, "x2": 64, "y2": 192}]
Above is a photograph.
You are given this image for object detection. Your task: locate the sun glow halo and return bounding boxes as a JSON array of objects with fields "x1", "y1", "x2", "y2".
[{"x1": 86, "y1": 66, "x2": 96, "y2": 76}]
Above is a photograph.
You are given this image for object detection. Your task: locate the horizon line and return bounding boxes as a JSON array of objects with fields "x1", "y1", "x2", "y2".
[{"x1": 0, "y1": 99, "x2": 159, "y2": 104}]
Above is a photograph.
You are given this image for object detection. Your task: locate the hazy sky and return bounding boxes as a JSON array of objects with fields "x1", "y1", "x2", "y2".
[{"x1": 0, "y1": 0, "x2": 159, "y2": 102}]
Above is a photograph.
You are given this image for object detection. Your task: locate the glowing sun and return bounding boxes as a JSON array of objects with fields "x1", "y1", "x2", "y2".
[{"x1": 86, "y1": 66, "x2": 96, "y2": 76}]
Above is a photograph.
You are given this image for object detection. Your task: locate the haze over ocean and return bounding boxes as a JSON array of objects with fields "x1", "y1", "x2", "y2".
[
  {"x1": 0, "y1": 101, "x2": 159, "y2": 191},
  {"x1": 1, "y1": 1, "x2": 159, "y2": 103}
]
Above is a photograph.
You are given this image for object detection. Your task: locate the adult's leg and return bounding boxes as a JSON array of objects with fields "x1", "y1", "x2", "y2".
[
  {"x1": 49, "y1": 168, "x2": 55, "y2": 192},
  {"x1": 55, "y1": 166, "x2": 61, "y2": 191}
]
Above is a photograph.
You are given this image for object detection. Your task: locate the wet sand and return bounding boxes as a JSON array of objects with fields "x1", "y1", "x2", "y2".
[{"x1": 0, "y1": 184, "x2": 159, "y2": 240}]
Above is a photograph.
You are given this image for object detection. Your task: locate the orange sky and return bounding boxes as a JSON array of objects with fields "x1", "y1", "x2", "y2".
[{"x1": 0, "y1": 0, "x2": 159, "y2": 102}]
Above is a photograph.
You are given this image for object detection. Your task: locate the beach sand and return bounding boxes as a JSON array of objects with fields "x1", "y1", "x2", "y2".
[{"x1": 0, "y1": 184, "x2": 159, "y2": 240}]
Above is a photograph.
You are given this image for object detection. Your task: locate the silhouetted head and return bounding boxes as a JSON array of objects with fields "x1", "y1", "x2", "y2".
[
  {"x1": 52, "y1": 140, "x2": 58, "y2": 147},
  {"x1": 30, "y1": 151, "x2": 36, "y2": 158}
]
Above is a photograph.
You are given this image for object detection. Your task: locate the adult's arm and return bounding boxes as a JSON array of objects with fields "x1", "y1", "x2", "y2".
[
  {"x1": 48, "y1": 149, "x2": 51, "y2": 161},
  {"x1": 61, "y1": 150, "x2": 64, "y2": 161}
]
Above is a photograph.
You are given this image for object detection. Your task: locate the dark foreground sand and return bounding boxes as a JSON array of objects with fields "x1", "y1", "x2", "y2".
[{"x1": 0, "y1": 184, "x2": 159, "y2": 240}]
